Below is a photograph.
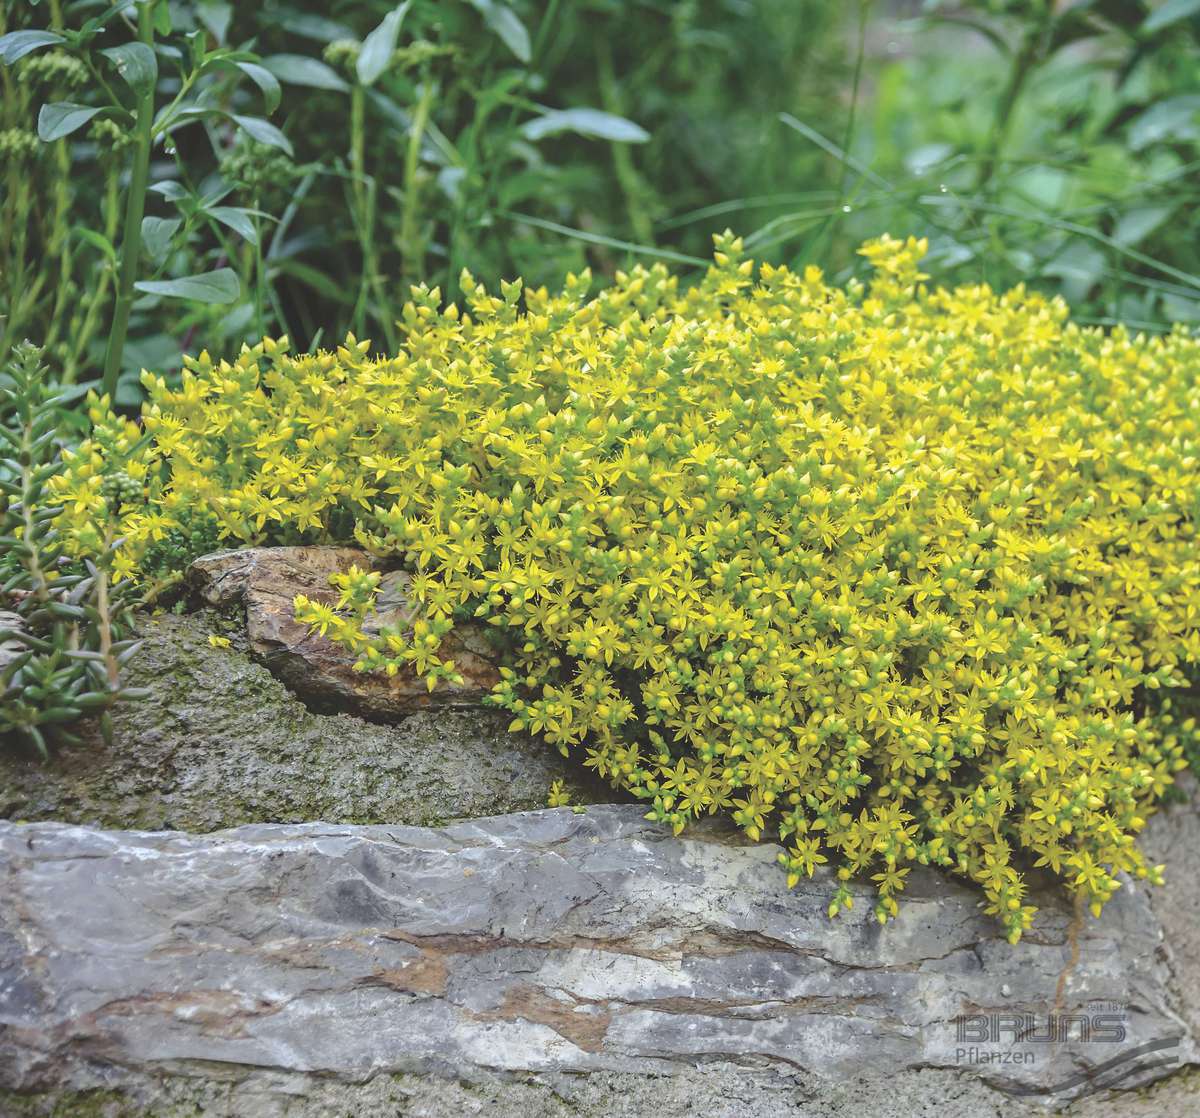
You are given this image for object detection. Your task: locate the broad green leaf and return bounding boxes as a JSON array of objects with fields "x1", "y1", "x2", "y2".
[
  {"x1": 1128, "y1": 95, "x2": 1200, "y2": 150},
  {"x1": 195, "y1": 0, "x2": 232, "y2": 43},
  {"x1": 134, "y1": 268, "x2": 240, "y2": 303},
  {"x1": 47, "y1": 382, "x2": 92, "y2": 408},
  {"x1": 468, "y1": 0, "x2": 531, "y2": 64},
  {"x1": 38, "y1": 102, "x2": 104, "y2": 143},
  {"x1": 152, "y1": 1, "x2": 172, "y2": 36},
  {"x1": 521, "y1": 107, "x2": 649, "y2": 143},
  {"x1": 1042, "y1": 240, "x2": 1106, "y2": 305},
  {"x1": 71, "y1": 226, "x2": 117, "y2": 265},
  {"x1": 218, "y1": 301, "x2": 257, "y2": 340},
  {"x1": 918, "y1": 13, "x2": 1011, "y2": 55},
  {"x1": 101, "y1": 42, "x2": 158, "y2": 96},
  {"x1": 206, "y1": 205, "x2": 258, "y2": 244},
  {"x1": 1113, "y1": 205, "x2": 1175, "y2": 247},
  {"x1": 904, "y1": 142, "x2": 953, "y2": 176},
  {"x1": 0, "y1": 30, "x2": 65, "y2": 65},
  {"x1": 1161, "y1": 292, "x2": 1200, "y2": 322},
  {"x1": 236, "y1": 61, "x2": 281, "y2": 114},
  {"x1": 267, "y1": 12, "x2": 354, "y2": 43},
  {"x1": 198, "y1": 181, "x2": 235, "y2": 208},
  {"x1": 121, "y1": 332, "x2": 182, "y2": 376},
  {"x1": 140, "y1": 216, "x2": 182, "y2": 264},
  {"x1": 357, "y1": 3, "x2": 410, "y2": 87},
  {"x1": 148, "y1": 180, "x2": 190, "y2": 201},
  {"x1": 1143, "y1": 0, "x2": 1200, "y2": 33},
  {"x1": 231, "y1": 114, "x2": 293, "y2": 156},
  {"x1": 261, "y1": 54, "x2": 350, "y2": 93}
]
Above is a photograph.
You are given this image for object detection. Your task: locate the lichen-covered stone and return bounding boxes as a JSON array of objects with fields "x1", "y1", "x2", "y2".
[
  {"x1": 5, "y1": 1065, "x2": 1199, "y2": 1118},
  {"x1": 0, "y1": 806, "x2": 1194, "y2": 1114},
  {"x1": 0, "y1": 610, "x2": 604, "y2": 831},
  {"x1": 187, "y1": 546, "x2": 500, "y2": 718}
]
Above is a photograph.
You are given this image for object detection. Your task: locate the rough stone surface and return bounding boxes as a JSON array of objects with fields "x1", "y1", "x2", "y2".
[
  {"x1": 1140, "y1": 777, "x2": 1200, "y2": 1041},
  {"x1": 0, "y1": 806, "x2": 1194, "y2": 1116},
  {"x1": 0, "y1": 610, "x2": 25, "y2": 675},
  {"x1": 8, "y1": 1065, "x2": 1200, "y2": 1118},
  {"x1": 0, "y1": 610, "x2": 605, "y2": 831},
  {"x1": 188, "y1": 546, "x2": 500, "y2": 719}
]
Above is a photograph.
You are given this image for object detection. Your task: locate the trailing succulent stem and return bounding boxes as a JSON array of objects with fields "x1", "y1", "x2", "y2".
[{"x1": 0, "y1": 343, "x2": 145, "y2": 755}]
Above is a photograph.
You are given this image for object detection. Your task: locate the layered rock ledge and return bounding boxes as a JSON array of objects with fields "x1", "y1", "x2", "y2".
[
  {"x1": 1, "y1": 805, "x2": 1195, "y2": 1116},
  {"x1": 4, "y1": 545, "x2": 1199, "y2": 1116},
  {"x1": 0, "y1": 608, "x2": 603, "y2": 832}
]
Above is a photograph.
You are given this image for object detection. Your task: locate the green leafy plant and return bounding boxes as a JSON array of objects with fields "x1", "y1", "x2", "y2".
[
  {"x1": 789, "y1": 0, "x2": 1200, "y2": 330},
  {"x1": 0, "y1": 343, "x2": 145, "y2": 755},
  {"x1": 0, "y1": 0, "x2": 292, "y2": 398},
  {"x1": 52, "y1": 237, "x2": 1200, "y2": 939},
  {"x1": 1, "y1": 1, "x2": 847, "y2": 393}
]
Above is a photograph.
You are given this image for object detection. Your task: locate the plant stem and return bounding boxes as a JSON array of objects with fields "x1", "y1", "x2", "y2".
[
  {"x1": 838, "y1": 0, "x2": 871, "y2": 204},
  {"x1": 101, "y1": 0, "x2": 156, "y2": 401},
  {"x1": 400, "y1": 80, "x2": 435, "y2": 289},
  {"x1": 349, "y1": 85, "x2": 395, "y2": 347},
  {"x1": 96, "y1": 525, "x2": 120, "y2": 693},
  {"x1": 254, "y1": 203, "x2": 266, "y2": 338},
  {"x1": 349, "y1": 85, "x2": 372, "y2": 338},
  {"x1": 43, "y1": 0, "x2": 74, "y2": 360},
  {"x1": 597, "y1": 39, "x2": 653, "y2": 246},
  {"x1": 975, "y1": 21, "x2": 1045, "y2": 194},
  {"x1": 66, "y1": 167, "x2": 121, "y2": 383}
]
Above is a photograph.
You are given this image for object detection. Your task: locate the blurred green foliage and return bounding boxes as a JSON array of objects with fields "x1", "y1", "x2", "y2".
[
  {"x1": 1, "y1": 0, "x2": 844, "y2": 397},
  {"x1": 824, "y1": 0, "x2": 1200, "y2": 330}
]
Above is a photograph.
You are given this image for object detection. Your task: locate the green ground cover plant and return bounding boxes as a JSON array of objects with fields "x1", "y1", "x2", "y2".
[
  {"x1": 4, "y1": 0, "x2": 1200, "y2": 944},
  {"x1": 42, "y1": 236, "x2": 1200, "y2": 941}
]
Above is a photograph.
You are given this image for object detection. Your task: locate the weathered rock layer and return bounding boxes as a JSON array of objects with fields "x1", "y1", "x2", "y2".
[
  {"x1": 1, "y1": 805, "x2": 1193, "y2": 1112},
  {"x1": 0, "y1": 610, "x2": 602, "y2": 831}
]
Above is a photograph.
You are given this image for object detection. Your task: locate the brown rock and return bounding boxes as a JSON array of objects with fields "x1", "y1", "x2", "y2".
[{"x1": 188, "y1": 546, "x2": 500, "y2": 719}]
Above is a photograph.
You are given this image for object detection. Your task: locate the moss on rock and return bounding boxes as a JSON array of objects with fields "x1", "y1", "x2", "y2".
[{"x1": 0, "y1": 610, "x2": 610, "y2": 831}]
